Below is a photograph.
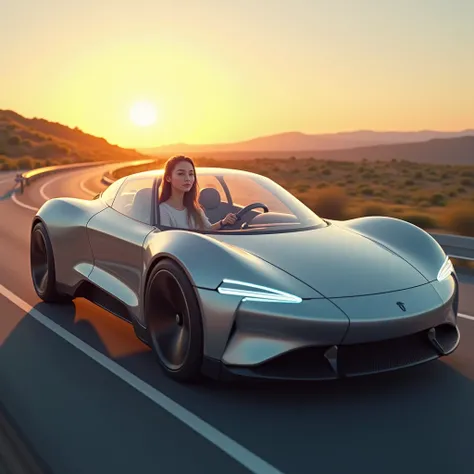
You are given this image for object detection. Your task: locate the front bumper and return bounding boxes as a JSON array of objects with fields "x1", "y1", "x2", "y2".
[{"x1": 197, "y1": 275, "x2": 460, "y2": 381}]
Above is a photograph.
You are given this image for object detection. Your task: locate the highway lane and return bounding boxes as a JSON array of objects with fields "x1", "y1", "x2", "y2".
[{"x1": 1, "y1": 167, "x2": 474, "y2": 474}]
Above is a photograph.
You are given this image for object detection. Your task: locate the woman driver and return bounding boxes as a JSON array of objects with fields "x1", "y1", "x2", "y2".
[{"x1": 158, "y1": 155, "x2": 237, "y2": 230}]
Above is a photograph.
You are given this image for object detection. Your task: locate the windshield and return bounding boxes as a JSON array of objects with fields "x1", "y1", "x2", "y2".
[{"x1": 196, "y1": 170, "x2": 327, "y2": 234}]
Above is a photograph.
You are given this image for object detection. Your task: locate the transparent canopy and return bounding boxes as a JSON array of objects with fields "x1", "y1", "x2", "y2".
[
  {"x1": 105, "y1": 168, "x2": 328, "y2": 233},
  {"x1": 189, "y1": 169, "x2": 327, "y2": 233}
]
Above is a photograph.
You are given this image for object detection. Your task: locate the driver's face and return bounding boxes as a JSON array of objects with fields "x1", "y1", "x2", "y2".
[{"x1": 168, "y1": 161, "x2": 195, "y2": 193}]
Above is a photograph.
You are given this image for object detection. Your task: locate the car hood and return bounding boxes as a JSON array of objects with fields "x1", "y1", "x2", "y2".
[{"x1": 213, "y1": 224, "x2": 428, "y2": 298}]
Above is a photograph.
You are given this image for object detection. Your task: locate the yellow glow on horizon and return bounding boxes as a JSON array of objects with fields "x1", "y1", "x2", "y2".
[{"x1": 3, "y1": 6, "x2": 472, "y2": 150}]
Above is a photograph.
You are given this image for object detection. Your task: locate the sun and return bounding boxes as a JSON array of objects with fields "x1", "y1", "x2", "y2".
[{"x1": 129, "y1": 101, "x2": 158, "y2": 127}]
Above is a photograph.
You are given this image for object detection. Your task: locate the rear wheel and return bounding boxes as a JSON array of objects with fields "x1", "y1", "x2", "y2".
[
  {"x1": 30, "y1": 222, "x2": 71, "y2": 303},
  {"x1": 145, "y1": 259, "x2": 204, "y2": 382}
]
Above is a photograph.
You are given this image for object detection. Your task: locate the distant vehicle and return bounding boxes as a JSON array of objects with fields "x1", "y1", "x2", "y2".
[{"x1": 30, "y1": 167, "x2": 460, "y2": 382}]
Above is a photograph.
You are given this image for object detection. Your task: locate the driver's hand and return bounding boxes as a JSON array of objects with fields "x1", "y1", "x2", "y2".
[{"x1": 222, "y1": 213, "x2": 237, "y2": 226}]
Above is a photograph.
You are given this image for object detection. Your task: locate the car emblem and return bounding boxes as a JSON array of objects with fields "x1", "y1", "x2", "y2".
[{"x1": 396, "y1": 301, "x2": 406, "y2": 312}]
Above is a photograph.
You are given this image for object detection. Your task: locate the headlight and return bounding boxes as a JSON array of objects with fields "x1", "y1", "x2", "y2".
[
  {"x1": 217, "y1": 279, "x2": 302, "y2": 303},
  {"x1": 437, "y1": 256, "x2": 454, "y2": 281}
]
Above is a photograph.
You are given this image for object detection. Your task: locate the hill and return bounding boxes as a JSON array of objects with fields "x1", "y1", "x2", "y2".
[
  {"x1": 299, "y1": 135, "x2": 474, "y2": 165},
  {"x1": 0, "y1": 109, "x2": 147, "y2": 170},
  {"x1": 143, "y1": 135, "x2": 474, "y2": 166},
  {"x1": 142, "y1": 129, "x2": 474, "y2": 155},
  {"x1": 1, "y1": 109, "x2": 473, "y2": 170}
]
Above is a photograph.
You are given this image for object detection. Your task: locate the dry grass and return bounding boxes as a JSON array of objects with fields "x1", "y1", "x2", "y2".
[{"x1": 114, "y1": 156, "x2": 474, "y2": 236}]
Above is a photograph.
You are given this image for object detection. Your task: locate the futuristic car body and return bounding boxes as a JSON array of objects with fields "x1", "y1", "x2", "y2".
[{"x1": 30, "y1": 167, "x2": 460, "y2": 382}]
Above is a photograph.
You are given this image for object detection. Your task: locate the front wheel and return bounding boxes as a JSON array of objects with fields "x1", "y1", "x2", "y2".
[
  {"x1": 145, "y1": 259, "x2": 204, "y2": 382},
  {"x1": 30, "y1": 222, "x2": 71, "y2": 303}
]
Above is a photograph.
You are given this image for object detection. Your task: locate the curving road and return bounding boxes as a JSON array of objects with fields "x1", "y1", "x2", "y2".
[{"x1": 1, "y1": 165, "x2": 474, "y2": 474}]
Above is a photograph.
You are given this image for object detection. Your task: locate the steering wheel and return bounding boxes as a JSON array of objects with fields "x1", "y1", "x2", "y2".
[{"x1": 222, "y1": 202, "x2": 269, "y2": 228}]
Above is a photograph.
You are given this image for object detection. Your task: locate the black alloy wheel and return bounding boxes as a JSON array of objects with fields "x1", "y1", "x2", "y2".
[
  {"x1": 30, "y1": 222, "x2": 70, "y2": 303},
  {"x1": 145, "y1": 259, "x2": 204, "y2": 382}
]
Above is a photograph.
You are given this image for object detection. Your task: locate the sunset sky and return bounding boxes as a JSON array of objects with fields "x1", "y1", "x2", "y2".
[{"x1": 1, "y1": 0, "x2": 473, "y2": 149}]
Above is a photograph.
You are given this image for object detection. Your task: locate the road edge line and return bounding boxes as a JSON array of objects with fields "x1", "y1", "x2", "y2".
[
  {"x1": 0, "y1": 284, "x2": 286, "y2": 474},
  {"x1": 10, "y1": 193, "x2": 38, "y2": 212}
]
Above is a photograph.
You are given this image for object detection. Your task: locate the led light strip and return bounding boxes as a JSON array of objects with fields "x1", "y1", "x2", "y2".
[
  {"x1": 437, "y1": 256, "x2": 454, "y2": 282},
  {"x1": 217, "y1": 278, "x2": 302, "y2": 303}
]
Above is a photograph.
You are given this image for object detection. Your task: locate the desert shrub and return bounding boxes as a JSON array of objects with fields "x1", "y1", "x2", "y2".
[
  {"x1": 33, "y1": 142, "x2": 70, "y2": 159},
  {"x1": 296, "y1": 184, "x2": 310, "y2": 193},
  {"x1": 361, "y1": 203, "x2": 387, "y2": 216},
  {"x1": 402, "y1": 214, "x2": 438, "y2": 229},
  {"x1": 444, "y1": 203, "x2": 474, "y2": 236},
  {"x1": 360, "y1": 187, "x2": 374, "y2": 196},
  {"x1": 311, "y1": 187, "x2": 348, "y2": 219},
  {"x1": 7, "y1": 135, "x2": 20, "y2": 146},
  {"x1": 430, "y1": 193, "x2": 446, "y2": 206},
  {"x1": 17, "y1": 157, "x2": 35, "y2": 169}
]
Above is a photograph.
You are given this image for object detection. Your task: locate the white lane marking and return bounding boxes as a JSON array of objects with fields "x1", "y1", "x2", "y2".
[
  {"x1": 11, "y1": 192, "x2": 39, "y2": 212},
  {"x1": 459, "y1": 313, "x2": 474, "y2": 321},
  {"x1": 0, "y1": 284, "x2": 285, "y2": 474},
  {"x1": 39, "y1": 174, "x2": 65, "y2": 201},
  {"x1": 79, "y1": 177, "x2": 98, "y2": 196}
]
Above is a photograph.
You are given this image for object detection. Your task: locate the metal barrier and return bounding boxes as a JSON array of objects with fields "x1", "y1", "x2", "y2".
[
  {"x1": 17, "y1": 161, "x2": 114, "y2": 193},
  {"x1": 431, "y1": 233, "x2": 474, "y2": 261},
  {"x1": 100, "y1": 159, "x2": 156, "y2": 185},
  {"x1": 16, "y1": 159, "x2": 155, "y2": 194}
]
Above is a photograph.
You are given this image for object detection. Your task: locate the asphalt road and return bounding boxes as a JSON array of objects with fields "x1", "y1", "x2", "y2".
[{"x1": 1, "y1": 166, "x2": 474, "y2": 474}]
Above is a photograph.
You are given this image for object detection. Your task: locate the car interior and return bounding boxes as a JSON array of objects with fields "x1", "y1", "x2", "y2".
[{"x1": 113, "y1": 175, "x2": 304, "y2": 231}]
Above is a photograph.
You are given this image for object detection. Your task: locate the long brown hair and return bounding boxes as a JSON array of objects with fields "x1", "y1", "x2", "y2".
[{"x1": 158, "y1": 155, "x2": 206, "y2": 229}]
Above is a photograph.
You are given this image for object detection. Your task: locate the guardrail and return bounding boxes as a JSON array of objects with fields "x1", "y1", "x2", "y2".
[
  {"x1": 101, "y1": 159, "x2": 155, "y2": 185},
  {"x1": 15, "y1": 160, "x2": 115, "y2": 193},
  {"x1": 431, "y1": 233, "x2": 474, "y2": 262},
  {"x1": 14, "y1": 158, "x2": 155, "y2": 194}
]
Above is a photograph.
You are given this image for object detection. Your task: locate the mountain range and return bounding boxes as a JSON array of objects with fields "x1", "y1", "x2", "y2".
[
  {"x1": 1, "y1": 108, "x2": 473, "y2": 167},
  {"x1": 141, "y1": 129, "x2": 474, "y2": 154}
]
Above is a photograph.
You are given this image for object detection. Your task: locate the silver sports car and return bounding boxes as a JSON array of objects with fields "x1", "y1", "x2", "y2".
[{"x1": 30, "y1": 167, "x2": 460, "y2": 382}]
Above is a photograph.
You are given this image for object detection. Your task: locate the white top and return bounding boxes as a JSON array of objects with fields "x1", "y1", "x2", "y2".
[{"x1": 159, "y1": 202, "x2": 212, "y2": 230}]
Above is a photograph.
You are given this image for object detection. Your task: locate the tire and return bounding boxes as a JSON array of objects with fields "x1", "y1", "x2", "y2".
[
  {"x1": 145, "y1": 259, "x2": 204, "y2": 382},
  {"x1": 30, "y1": 222, "x2": 71, "y2": 303}
]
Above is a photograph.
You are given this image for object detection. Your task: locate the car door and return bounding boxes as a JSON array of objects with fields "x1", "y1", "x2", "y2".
[{"x1": 86, "y1": 175, "x2": 156, "y2": 312}]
